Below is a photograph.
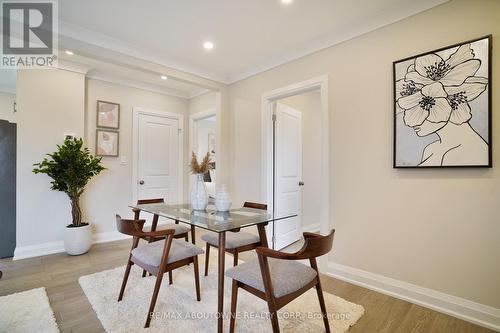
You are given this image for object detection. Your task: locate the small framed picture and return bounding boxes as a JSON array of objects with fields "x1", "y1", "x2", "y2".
[
  {"x1": 97, "y1": 100, "x2": 120, "y2": 129},
  {"x1": 96, "y1": 129, "x2": 119, "y2": 157}
]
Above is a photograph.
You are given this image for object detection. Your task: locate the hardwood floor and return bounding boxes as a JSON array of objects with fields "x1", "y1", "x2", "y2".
[{"x1": 0, "y1": 236, "x2": 492, "y2": 333}]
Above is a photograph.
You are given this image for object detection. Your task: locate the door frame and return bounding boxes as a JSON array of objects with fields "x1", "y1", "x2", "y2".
[
  {"x1": 261, "y1": 75, "x2": 329, "y2": 266},
  {"x1": 132, "y1": 107, "x2": 184, "y2": 205}
]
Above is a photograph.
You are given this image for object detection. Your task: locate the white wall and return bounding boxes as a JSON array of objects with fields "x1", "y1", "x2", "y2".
[
  {"x1": 280, "y1": 91, "x2": 322, "y2": 231},
  {"x1": 228, "y1": 0, "x2": 500, "y2": 312},
  {"x1": 0, "y1": 92, "x2": 16, "y2": 123},
  {"x1": 83, "y1": 79, "x2": 189, "y2": 235},
  {"x1": 15, "y1": 69, "x2": 85, "y2": 254}
]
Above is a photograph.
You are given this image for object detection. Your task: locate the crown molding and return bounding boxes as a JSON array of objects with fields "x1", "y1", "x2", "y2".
[
  {"x1": 57, "y1": 0, "x2": 447, "y2": 85},
  {"x1": 86, "y1": 72, "x2": 189, "y2": 99},
  {"x1": 58, "y1": 20, "x2": 230, "y2": 84},
  {"x1": 57, "y1": 59, "x2": 91, "y2": 75},
  {"x1": 227, "y1": 0, "x2": 449, "y2": 83},
  {"x1": 188, "y1": 88, "x2": 212, "y2": 100}
]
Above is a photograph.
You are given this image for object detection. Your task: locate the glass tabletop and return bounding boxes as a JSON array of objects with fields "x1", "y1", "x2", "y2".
[{"x1": 129, "y1": 203, "x2": 296, "y2": 233}]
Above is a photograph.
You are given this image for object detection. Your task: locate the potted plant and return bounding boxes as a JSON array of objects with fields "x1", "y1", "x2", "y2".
[
  {"x1": 33, "y1": 137, "x2": 105, "y2": 255},
  {"x1": 190, "y1": 152, "x2": 213, "y2": 210}
]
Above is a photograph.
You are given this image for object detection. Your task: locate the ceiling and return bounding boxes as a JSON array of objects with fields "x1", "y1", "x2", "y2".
[
  {"x1": 58, "y1": 53, "x2": 209, "y2": 99},
  {"x1": 58, "y1": 0, "x2": 448, "y2": 83}
]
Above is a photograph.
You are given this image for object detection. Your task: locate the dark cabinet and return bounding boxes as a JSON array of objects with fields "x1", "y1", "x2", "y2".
[{"x1": 0, "y1": 119, "x2": 16, "y2": 258}]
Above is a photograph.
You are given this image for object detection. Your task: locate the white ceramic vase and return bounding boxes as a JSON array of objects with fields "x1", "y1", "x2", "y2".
[
  {"x1": 64, "y1": 223, "x2": 92, "y2": 255},
  {"x1": 191, "y1": 173, "x2": 208, "y2": 210},
  {"x1": 215, "y1": 185, "x2": 232, "y2": 212}
]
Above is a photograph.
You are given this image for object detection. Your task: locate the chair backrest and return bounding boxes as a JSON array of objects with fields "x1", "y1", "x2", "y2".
[
  {"x1": 116, "y1": 214, "x2": 144, "y2": 236},
  {"x1": 137, "y1": 198, "x2": 165, "y2": 205},
  {"x1": 297, "y1": 229, "x2": 335, "y2": 259},
  {"x1": 243, "y1": 201, "x2": 267, "y2": 210},
  {"x1": 134, "y1": 198, "x2": 165, "y2": 220}
]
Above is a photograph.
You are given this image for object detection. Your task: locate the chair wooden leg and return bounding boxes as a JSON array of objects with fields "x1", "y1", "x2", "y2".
[
  {"x1": 267, "y1": 303, "x2": 280, "y2": 333},
  {"x1": 193, "y1": 256, "x2": 201, "y2": 301},
  {"x1": 168, "y1": 271, "x2": 173, "y2": 285},
  {"x1": 315, "y1": 280, "x2": 330, "y2": 333},
  {"x1": 144, "y1": 272, "x2": 165, "y2": 328},
  {"x1": 191, "y1": 225, "x2": 196, "y2": 244},
  {"x1": 118, "y1": 261, "x2": 133, "y2": 301},
  {"x1": 142, "y1": 269, "x2": 147, "y2": 278},
  {"x1": 233, "y1": 251, "x2": 239, "y2": 267},
  {"x1": 204, "y1": 243, "x2": 210, "y2": 276},
  {"x1": 229, "y1": 280, "x2": 239, "y2": 333},
  {"x1": 185, "y1": 234, "x2": 189, "y2": 242}
]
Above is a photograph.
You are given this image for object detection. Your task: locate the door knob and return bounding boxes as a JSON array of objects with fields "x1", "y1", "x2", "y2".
[
  {"x1": 139, "y1": 180, "x2": 145, "y2": 185},
  {"x1": 298, "y1": 181, "x2": 304, "y2": 186}
]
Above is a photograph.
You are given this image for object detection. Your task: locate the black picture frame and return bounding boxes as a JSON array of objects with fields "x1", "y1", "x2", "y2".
[{"x1": 393, "y1": 35, "x2": 492, "y2": 168}]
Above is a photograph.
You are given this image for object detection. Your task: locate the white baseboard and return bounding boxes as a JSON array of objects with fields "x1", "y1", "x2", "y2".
[
  {"x1": 13, "y1": 231, "x2": 131, "y2": 260},
  {"x1": 93, "y1": 230, "x2": 131, "y2": 244},
  {"x1": 302, "y1": 223, "x2": 321, "y2": 233},
  {"x1": 326, "y1": 261, "x2": 500, "y2": 332},
  {"x1": 13, "y1": 241, "x2": 65, "y2": 260}
]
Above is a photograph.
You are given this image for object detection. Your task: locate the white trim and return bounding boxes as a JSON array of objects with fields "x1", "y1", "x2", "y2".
[
  {"x1": 87, "y1": 73, "x2": 189, "y2": 99},
  {"x1": 13, "y1": 241, "x2": 65, "y2": 260},
  {"x1": 261, "y1": 75, "x2": 329, "y2": 266},
  {"x1": 13, "y1": 231, "x2": 131, "y2": 260},
  {"x1": 188, "y1": 88, "x2": 212, "y2": 100},
  {"x1": 56, "y1": 59, "x2": 91, "y2": 75},
  {"x1": 132, "y1": 107, "x2": 184, "y2": 205},
  {"x1": 57, "y1": 2, "x2": 447, "y2": 84},
  {"x1": 326, "y1": 261, "x2": 500, "y2": 332},
  {"x1": 302, "y1": 223, "x2": 321, "y2": 233}
]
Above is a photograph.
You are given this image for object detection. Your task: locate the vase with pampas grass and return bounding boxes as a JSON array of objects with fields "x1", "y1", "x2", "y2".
[{"x1": 190, "y1": 152, "x2": 213, "y2": 210}]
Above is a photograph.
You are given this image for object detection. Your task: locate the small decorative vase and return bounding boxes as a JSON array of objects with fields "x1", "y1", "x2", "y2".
[
  {"x1": 215, "y1": 185, "x2": 232, "y2": 212},
  {"x1": 191, "y1": 173, "x2": 208, "y2": 211}
]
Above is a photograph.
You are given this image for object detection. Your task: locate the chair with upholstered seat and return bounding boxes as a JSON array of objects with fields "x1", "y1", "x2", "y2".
[
  {"x1": 116, "y1": 215, "x2": 204, "y2": 328},
  {"x1": 202, "y1": 202, "x2": 266, "y2": 276},
  {"x1": 226, "y1": 229, "x2": 335, "y2": 333},
  {"x1": 133, "y1": 198, "x2": 195, "y2": 279}
]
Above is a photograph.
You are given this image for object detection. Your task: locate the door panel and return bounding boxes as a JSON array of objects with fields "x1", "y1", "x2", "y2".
[
  {"x1": 274, "y1": 103, "x2": 302, "y2": 250},
  {"x1": 0, "y1": 120, "x2": 16, "y2": 258},
  {"x1": 137, "y1": 113, "x2": 179, "y2": 204}
]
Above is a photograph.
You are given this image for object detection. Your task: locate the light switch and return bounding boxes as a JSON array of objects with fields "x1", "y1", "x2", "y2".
[{"x1": 120, "y1": 155, "x2": 127, "y2": 165}]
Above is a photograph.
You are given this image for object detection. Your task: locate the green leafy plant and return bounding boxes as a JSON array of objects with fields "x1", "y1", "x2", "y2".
[{"x1": 33, "y1": 137, "x2": 105, "y2": 227}]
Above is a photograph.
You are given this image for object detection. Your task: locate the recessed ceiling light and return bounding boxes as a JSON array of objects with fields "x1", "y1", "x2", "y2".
[
  {"x1": 65, "y1": 50, "x2": 74, "y2": 55},
  {"x1": 160, "y1": 75, "x2": 168, "y2": 80},
  {"x1": 281, "y1": 0, "x2": 293, "y2": 3},
  {"x1": 203, "y1": 41, "x2": 214, "y2": 50}
]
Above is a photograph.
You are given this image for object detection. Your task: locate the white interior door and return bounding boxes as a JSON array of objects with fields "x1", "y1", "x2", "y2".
[
  {"x1": 274, "y1": 103, "x2": 302, "y2": 250},
  {"x1": 137, "y1": 113, "x2": 180, "y2": 203}
]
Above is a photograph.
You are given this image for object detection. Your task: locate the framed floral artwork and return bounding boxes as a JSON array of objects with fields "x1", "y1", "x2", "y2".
[
  {"x1": 97, "y1": 100, "x2": 120, "y2": 129},
  {"x1": 96, "y1": 129, "x2": 119, "y2": 157},
  {"x1": 393, "y1": 35, "x2": 491, "y2": 168}
]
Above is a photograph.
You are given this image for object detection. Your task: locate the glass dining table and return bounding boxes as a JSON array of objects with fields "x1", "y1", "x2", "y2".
[{"x1": 129, "y1": 202, "x2": 297, "y2": 333}]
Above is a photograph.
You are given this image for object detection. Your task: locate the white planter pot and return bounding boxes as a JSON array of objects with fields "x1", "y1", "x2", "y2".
[{"x1": 64, "y1": 224, "x2": 92, "y2": 255}]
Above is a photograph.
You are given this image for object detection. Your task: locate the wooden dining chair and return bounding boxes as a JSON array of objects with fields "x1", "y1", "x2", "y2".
[
  {"x1": 133, "y1": 198, "x2": 196, "y2": 279},
  {"x1": 226, "y1": 229, "x2": 335, "y2": 333},
  {"x1": 116, "y1": 215, "x2": 204, "y2": 328},
  {"x1": 202, "y1": 202, "x2": 267, "y2": 276}
]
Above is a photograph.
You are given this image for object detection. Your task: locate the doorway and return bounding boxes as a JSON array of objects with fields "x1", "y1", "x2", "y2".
[
  {"x1": 132, "y1": 108, "x2": 184, "y2": 205},
  {"x1": 189, "y1": 109, "x2": 217, "y2": 199},
  {"x1": 261, "y1": 76, "x2": 329, "y2": 254}
]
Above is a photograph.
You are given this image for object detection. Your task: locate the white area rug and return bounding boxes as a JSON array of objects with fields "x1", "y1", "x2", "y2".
[
  {"x1": 79, "y1": 254, "x2": 364, "y2": 332},
  {"x1": 0, "y1": 287, "x2": 59, "y2": 333}
]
